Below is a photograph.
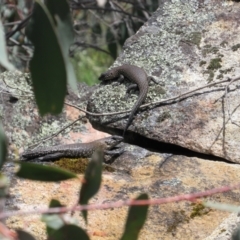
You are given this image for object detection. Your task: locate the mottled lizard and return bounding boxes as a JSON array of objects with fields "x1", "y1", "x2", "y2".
[{"x1": 99, "y1": 64, "x2": 157, "y2": 136}]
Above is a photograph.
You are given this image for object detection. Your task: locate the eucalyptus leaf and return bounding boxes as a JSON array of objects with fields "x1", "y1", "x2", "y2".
[
  {"x1": 79, "y1": 149, "x2": 103, "y2": 223},
  {"x1": 47, "y1": 224, "x2": 90, "y2": 240},
  {"x1": 26, "y1": 0, "x2": 67, "y2": 115},
  {"x1": 0, "y1": 20, "x2": 15, "y2": 70},
  {"x1": 0, "y1": 175, "x2": 9, "y2": 198},
  {"x1": 106, "y1": 28, "x2": 117, "y2": 59},
  {"x1": 16, "y1": 230, "x2": 36, "y2": 240},
  {"x1": 232, "y1": 226, "x2": 240, "y2": 240},
  {"x1": 0, "y1": 124, "x2": 7, "y2": 170},
  {"x1": 204, "y1": 201, "x2": 240, "y2": 213},
  {"x1": 45, "y1": 0, "x2": 77, "y2": 90},
  {"x1": 16, "y1": 162, "x2": 77, "y2": 181},
  {"x1": 120, "y1": 193, "x2": 149, "y2": 240},
  {"x1": 43, "y1": 199, "x2": 65, "y2": 236}
]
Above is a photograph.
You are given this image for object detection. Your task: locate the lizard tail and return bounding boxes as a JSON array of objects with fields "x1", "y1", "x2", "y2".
[{"x1": 122, "y1": 93, "x2": 146, "y2": 137}]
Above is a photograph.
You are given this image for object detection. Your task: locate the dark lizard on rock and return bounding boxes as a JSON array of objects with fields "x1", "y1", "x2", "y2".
[
  {"x1": 99, "y1": 64, "x2": 157, "y2": 136},
  {"x1": 21, "y1": 135, "x2": 124, "y2": 162}
]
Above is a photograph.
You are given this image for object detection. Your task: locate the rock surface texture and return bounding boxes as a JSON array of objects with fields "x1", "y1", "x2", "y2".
[
  {"x1": 1, "y1": 1, "x2": 240, "y2": 240},
  {"x1": 88, "y1": 0, "x2": 240, "y2": 163}
]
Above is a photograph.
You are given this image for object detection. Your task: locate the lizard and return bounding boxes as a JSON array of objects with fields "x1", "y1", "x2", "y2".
[
  {"x1": 99, "y1": 64, "x2": 157, "y2": 136},
  {"x1": 21, "y1": 135, "x2": 124, "y2": 162}
]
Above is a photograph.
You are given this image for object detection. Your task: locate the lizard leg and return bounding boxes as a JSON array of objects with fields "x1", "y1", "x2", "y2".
[
  {"x1": 112, "y1": 74, "x2": 125, "y2": 86},
  {"x1": 104, "y1": 147, "x2": 125, "y2": 156},
  {"x1": 117, "y1": 74, "x2": 125, "y2": 83},
  {"x1": 125, "y1": 83, "x2": 138, "y2": 100},
  {"x1": 147, "y1": 76, "x2": 158, "y2": 85},
  {"x1": 104, "y1": 147, "x2": 125, "y2": 163}
]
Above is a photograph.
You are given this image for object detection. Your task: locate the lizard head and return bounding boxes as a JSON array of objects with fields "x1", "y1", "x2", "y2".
[
  {"x1": 98, "y1": 69, "x2": 118, "y2": 81},
  {"x1": 105, "y1": 135, "x2": 123, "y2": 149}
]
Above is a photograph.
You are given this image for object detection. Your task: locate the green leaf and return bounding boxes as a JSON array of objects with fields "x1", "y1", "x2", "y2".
[
  {"x1": 120, "y1": 193, "x2": 149, "y2": 240},
  {"x1": 0, "y1": 20, "x2": 15, "y2": 70},
  {"x1": 16, "y1": 162, "x2": 77, "y2": 181},
  {"x1": 118, "y1": 22, "x2": 129, "y2": 46},
  {"x1": 45, "y1": 0, "x2": 77, "y2": 90},
  {"x1": 16, "y1": 230, "x2": 36, "y2": 240},
  {"x1": 43, "y1": 215, "x2": 65, "y2": 236},
  {"x1": 43, "y1": 199, "x2": 79, "y2": 237},
  {"x1": 92, "y1": 23, "x2": 102, "y2": 35},
  {"x1": 0, "y1": 124, "x2": 7, "y2": 170},
  {"x1": 204, "y1": 201, "x2": 240, "y2": 213},
  {"x1": 47, "y1": 224, "x2": 90, "y2": 240},
  {"x1": 79, "y1": 149, "x2": 103, "y2": 222},
  {"x1": 232, "y1": 226, "x2": 240, "y2": 240},
  {"x1": 26, "y1": 0, "x2": 67, "y2": 115},
  {"x1": 0, "y1": 175, "x2": 9, "y2": 198},
  {"x1": 42, "y1": 199, "x2": 65, "y2": 236},
  {"x1": 106, "y1": 28, "x2": 117, "y2": 59},
  {"x1": 49, "y1": 199, "x2": 63, "y2": 208}
]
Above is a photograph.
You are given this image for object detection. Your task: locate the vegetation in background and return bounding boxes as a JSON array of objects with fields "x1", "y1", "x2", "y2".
[
  {"x1": 1, "y1": 0, "x2": 159, "y2": 81},
  {"x1": 71, "y1": 48, "x2": 113, "y2": 85}
]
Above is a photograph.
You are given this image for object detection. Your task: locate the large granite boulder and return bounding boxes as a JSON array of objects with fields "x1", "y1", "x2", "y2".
[{"x1": 88, "y1": 0, "x2": 240, "y2": 163}]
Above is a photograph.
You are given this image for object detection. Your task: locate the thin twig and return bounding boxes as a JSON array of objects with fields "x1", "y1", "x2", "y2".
[
  {"x1": 5, "y1": 13, "x2": 32, "y2": 40},
  {"x1": 27, "y1": 116, "x2": 85, "y2": 149},
  {"x1": 2, "y1": 75, "x2": 32, "y2": 95},
  {"x1": 64, "y1": 76, "x2": 240, "y2": 117},
  {"x1": 223, "y1": 77, "x2": 238, "y2": 123},
  {"x1": 0, "y1": 181, "x2": 239, "y2": 220}
]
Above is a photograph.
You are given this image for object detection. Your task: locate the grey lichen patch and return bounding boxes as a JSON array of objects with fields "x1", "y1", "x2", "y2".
[
  {"x1": 220, "y1": 41, "x2": 228, "y2": 47},
  {"x1": 114, "y1": 1, "x2": 217, "y2": 91},
  {"x1": 157, "y1": 111, "x2": 171, "y2": 122},
  {"x1": 199, "y1": 60, "x2": 207, "y2": 66},
  {"x1": 0, "y1": 71, "x2": 32, "y2": 95},
  {"x1": 1, "y1": 71, "x2": 85, "y2": 154},
  {"x1": 202, "y1": 45, "x2": 219, "y2": 57},
  {"x1": 147, "y1": 85, "x2": 166, "y2": 102},
  {"x1": 190, "y1": 203, "x2": 211, "y2": 218},
  {"x1": 207, "y1": 58, "x2": 222, "y2": 70},
  {"x1": 90, "y1": 81, "x2": 166, "y2": 121},
  {"x1": 92, "y1": 84, "x2": 127, "y2": 111},
  {"x1": 219, "y1": 68, "x2": 233, "y2": 74},
  {"x1": 185, "y1": 32, "x2": 202, "y2": 48},
  {"x1": 166, "y1": 210, "x2": 190, "y2": 233},
  {"x1": 89, "y1": 83, "x2": 130, "y2": 123},
  {"x1": 216, "y1": 73, "x2": 224, "y2": 79},
  {"x1": 204, "y1": 70, "x2": 215, "y2": 82},
  {"x1": 231, "y1": 43, "x2": 240, "y2": 51},
  {"x1": 208, "y1": 71, "x2": 214, "y2": 82}
]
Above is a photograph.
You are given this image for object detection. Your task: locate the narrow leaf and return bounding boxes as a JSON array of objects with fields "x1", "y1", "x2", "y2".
[
  {"x1": 232, "y1": 226, "x2": 240, "y2": 240},
  {"x1": 0, "y1": 20, "x2": 15, "y2": 70},
  {"x1": 49, "y1": 199, "x2": 63, "y2": 208},
  {"x1": 43, "y1": 214, "x2": 65, "y2": 237},
  {"x1": 120, "y1": 193, "x2": 149, "y2": 240},
  {"x1": 42, "y1": 199, "x2": 65, "y2": 236},
  {"x1": 47, "y1": 224, "x2": 90, "y2": 240},
  {"x1": 45, "y1": 0, "x2": 77, "y2": 90},
  {"x1": 106, "y1": 28, "x2": 117, "y2": 59},
  {"x1": 0, "y1": 124, "x2": 7, "y2": 170},
  {"x1": 204, "y1": 201, "x2": 240, "y2": 213},
  {"x1": 26, "y1": 0, "x2": 67, "y2": 115},
  {"x1": 0, "y1": 175, "x2": 9, "y2": 198},
  {"x1": 119, "y1": 22, "x2": 129, "y2": 46},
  {"x1": 79, "y1": 149, "x2": 103, "y2": 222},
  {"x1": 16, "y1": 230, "x2": 36, "y2": 240},
  {"x1": 16, "y1": 162, "x2": 77, "y2": 181}
]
